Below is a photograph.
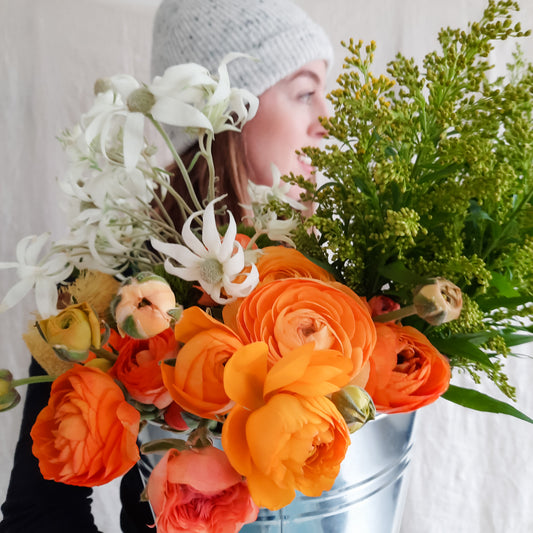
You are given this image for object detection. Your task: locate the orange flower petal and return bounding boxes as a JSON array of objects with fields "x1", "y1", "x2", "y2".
[
  {"x1": 223, "y1": 342, "x2": 268, "y2": 410},
  {"x1": 174, "y1": 306, "x2": 234, "y2": 343},
  {"x1": 263, "y1": 343, "x2": 353, "y2": 398},
  {"x1": 222, "y1": 404, "x2": 254, "y2": 476}
]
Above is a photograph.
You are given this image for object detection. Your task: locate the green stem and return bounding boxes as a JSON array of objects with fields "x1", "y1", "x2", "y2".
[
  {"x1": 148, "y1": 116, "x2": 203, "y2": 211},
  {"x1": 199, "y1": 133, "x2": 216, "y2": 202},
  {"x1": 12, "y1": 375, "x2": 56, "y2": 387},
  {"x1": 150, "y1": 169, "x2": 193, "y2": 222},
  {"x1": 90, "y1": 348, "x2": 118, "y2": 363},
  {"x1": 373, "y1": 304, "x2": 417, "y2": 323},
  {"x1": 482, "y1": 184, "x2": 533, "y2": 260}
]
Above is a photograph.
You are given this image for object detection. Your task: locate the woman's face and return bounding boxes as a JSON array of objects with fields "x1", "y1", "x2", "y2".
[{"x1": 242, "y1": 60, "x2": 329, "y2": 188}]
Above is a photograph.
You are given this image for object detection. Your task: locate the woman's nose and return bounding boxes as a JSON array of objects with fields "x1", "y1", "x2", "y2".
[{"x1": 310, "y1": 96, "x2": 329, "y2": 138}]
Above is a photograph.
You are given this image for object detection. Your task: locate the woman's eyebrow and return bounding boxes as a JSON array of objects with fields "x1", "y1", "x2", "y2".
[{"x1": 286, "y1": 69, "x2": 322, "y2": 85}]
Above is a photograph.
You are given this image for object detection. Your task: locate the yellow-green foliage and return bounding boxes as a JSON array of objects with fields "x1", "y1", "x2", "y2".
[{"x1": 288, "y1": 0, "x2": 533, "y2": 398}]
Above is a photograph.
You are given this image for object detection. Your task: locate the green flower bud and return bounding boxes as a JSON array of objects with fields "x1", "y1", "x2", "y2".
[
  {"x1": 0, "y1": 370, "x2": 21, "y2": 412},
  {"x1": 331, "y1": 385, "x2": 376, "y2": 433}
]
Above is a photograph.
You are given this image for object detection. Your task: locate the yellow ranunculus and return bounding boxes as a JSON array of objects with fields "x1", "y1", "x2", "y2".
[{"x1": 37, "y1": 302, "x2": 101, "y2": 362}]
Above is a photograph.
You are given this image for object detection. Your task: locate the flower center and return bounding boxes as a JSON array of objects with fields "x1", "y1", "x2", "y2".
[
  {"x1": 127, "y1": 87, "x2": 156, "y2": 114},
  {"x1": 199, "y1": 258, "x2": 224, "y2": 285}
]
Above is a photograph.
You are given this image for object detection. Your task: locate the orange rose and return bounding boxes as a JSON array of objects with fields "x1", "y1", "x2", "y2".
[
  {"x1": 161, "y1": 307, "x2": 243, "y2": 420},
  {"x1": 222, "y1": 342, "x2": 351, "y2": 510},
  {"x1": 111, "y1": 328, "x2": 177, "y2": 409},
  {"x1": 233, "y1": 278, "x2": 376, "y2": 381},
  {"x1": 146, "y1": 446, "x2": 258, "y2": 533},
  {"x1": 31, "y1": 365, "x2": 140, "y2": 486},
  {"x1": 365, "y1": 322, "x2": 451, "y2": 413}
]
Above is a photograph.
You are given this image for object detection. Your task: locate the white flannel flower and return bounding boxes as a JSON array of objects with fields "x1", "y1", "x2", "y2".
[
  {"x1": 82, "y1": 74, "x2": 146, "y2": 171},
  {"x1": 59, "y1": 203, "x2": 151, "y2": 275},
  {"x1": 255, "y1": 212, "x2": 300, "y2": 247},
  {"x1": 151, "y1": 198, "x2": 259, "y2": 304},
  {"x1": 0, "y1": 234, "x2": 73, "y2": 317},
  {"x1": 247, "y1": 164, "x2": 306, "y2": 211},
  {"x1": 148, "y1": 54, "x2": 258, "y2": 137}
]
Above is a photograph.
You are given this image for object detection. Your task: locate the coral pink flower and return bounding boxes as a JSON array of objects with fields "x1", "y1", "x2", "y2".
[{"x1": 146, "y1": 446, "x2": 258, "y2": 533}]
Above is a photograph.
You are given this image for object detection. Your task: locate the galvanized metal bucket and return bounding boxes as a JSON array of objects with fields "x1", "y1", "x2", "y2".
[
  {"x1": 141, "y1": 411, "x2": 417, "y2": 533},
  {"x1": 239, "y1": 412, "x2": 417, "y2": 533}
]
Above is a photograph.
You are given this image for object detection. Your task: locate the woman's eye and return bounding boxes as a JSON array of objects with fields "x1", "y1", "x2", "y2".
[{"x1": 298, "y1": 91, "x2": 315, "y2": 104}]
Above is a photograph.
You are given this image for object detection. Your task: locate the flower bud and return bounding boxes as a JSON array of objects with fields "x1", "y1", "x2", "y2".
[
  {"x1": 94, "y1": 78, "x2": 113, "y2": 95},
  {"x1": 413, "y1": 277, "x2": 463, "y2": 326},
  {"x1": 37, "y1": 302, "x2": 101, "y2": 363},
  {"x1": 127, "y1": 87, "x2": 156, "y2": 114},
  {"x1": 112, "y1": 272, "x2": 177, "y2": 339},
  {"x1": 85, "y1": 358, "x2": 114, "y2": 373},
  {"x1": 330, "y1": 385, "x2": 376, "y2": 433},
  {"x1": 0, "y1": 370, "x2": 21, "y2": 412}
]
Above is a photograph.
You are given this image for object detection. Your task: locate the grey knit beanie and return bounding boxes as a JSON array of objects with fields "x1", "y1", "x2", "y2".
[{"x1": 151, "y1": 0, "x2": 334, "y2": 152}]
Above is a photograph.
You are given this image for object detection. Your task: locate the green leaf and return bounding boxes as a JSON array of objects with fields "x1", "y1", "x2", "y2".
[
  {"x1": 442, "y1": 331, "x2": 494, "y2": 346},
  {"x1": 417, "y1": 162, "x2": 464, "y2": 185},
  {"x1": 499, "y1": 330, "x2": 533, "y2": 347},
  {"x1": 476, "y1": 294, "x2": 533, "y2": 312},
  {"x1": 140, "y1": 438, "x2": 188, "y2": 454},
  {"x1": 430, "y1": 336, "x2": 495, "y2": 368},
  {"x1": 488, "y1": 271, "x2": 521, "y2": 298},
  {"x1": 378, "y1": 261, "x2": 425, "y2": 285},
  {"x1": 443, "y1": 385, "x2": 533, "y2": 423}
]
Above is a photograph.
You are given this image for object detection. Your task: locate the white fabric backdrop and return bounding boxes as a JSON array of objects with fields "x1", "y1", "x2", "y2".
[{"x1": 0, "y1": 1, "x2": 532, "y2": 532}]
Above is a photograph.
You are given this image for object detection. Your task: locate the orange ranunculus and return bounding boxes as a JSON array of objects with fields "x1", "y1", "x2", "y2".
[
  {"x1": 163, "y1": 401, "x2": 189, "y2": 431},
  {"x1": 30, "y1": 365, "x2": 140, "y2": 486},
  {"x1": 222, "y1": 342, "x2": 351, "y2": 510},
  {"x1": 111, "y1": 328, "x2": 177, "y2": 409},
  {"x1": 161, "y1": 307, "x2": 243, "y2": 420},
  {"x1": 256, "y1": 246, "x2": 335, "y2": 284},
  {"x1": 222, "y1": 247, "x2": 335, "y2": 329},
  {"x1": 367, "y1": 295, "x2": 401, "y2": 318},
  {"x1": 233, "y1": 278, "x2": 376, "y2": 381},
  {"x1": 365, "y1": 322, "x2": 451, "y2": 413},
  {"x1": 146, "y1": 446, "x2": 259, "y2": 533}
]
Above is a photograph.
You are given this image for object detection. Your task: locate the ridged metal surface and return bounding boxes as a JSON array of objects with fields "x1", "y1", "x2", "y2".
[
  {"x1": 240, "y1": 412, "x2": 417, "y2": 533},
  {"x1": 141, "y1": 412, "x2": 417, "y2": 533}
]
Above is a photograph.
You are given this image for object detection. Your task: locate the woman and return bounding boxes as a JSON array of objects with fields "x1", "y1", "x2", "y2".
[
  {"x1": 152, "y1": 0, "x2": 332, "y2": 226},
  {"x1": 0, "y1": 0, "x2": 333, "y2": 532}
]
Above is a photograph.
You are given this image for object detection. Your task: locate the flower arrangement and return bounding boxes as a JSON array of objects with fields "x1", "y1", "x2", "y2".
[{"x1": 1, "y1": 1, "x2": 532, "y2": 532}]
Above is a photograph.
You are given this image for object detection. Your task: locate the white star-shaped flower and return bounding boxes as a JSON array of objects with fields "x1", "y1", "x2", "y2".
[
  {"x1": 148, "y1": 54, "x2": 258, "y2": 137},
  {"x1": 151, "y1": 198, "x2": 259, "y2": 304},
  {"x1": 0, "y1": 234, "x2": 73, "y2": 318},
  {"x1": 247, "y1": 164, "x2": 306, "y2": 211},
  {"x1": 82, "y1": 74, "x2": 146, "y2": 171}
]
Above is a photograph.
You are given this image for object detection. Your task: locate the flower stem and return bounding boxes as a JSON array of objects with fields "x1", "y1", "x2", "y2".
[
  {"x1": 148, "y1": 116, "x2": 203, "y2": 211},
  {"x1": 12, "y1": 375, "x2": 56, "y2": 387},
  {"x1": 90, "y1": 348, "x2": 118, "y2": 363},
  {"x1": 199, "y1": 133, "x2": 216, "y2": 202},
  {"x1": 373, "y1": 304, "x2": 417, "y2": 323}
]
